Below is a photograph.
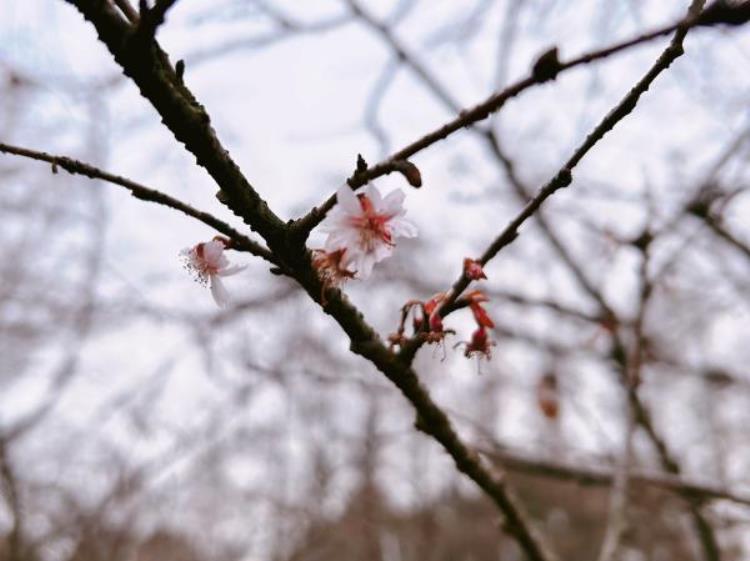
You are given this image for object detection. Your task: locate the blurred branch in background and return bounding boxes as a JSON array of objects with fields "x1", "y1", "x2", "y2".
[{"x1": 0, "y1": 1, "x2": 749, "y2": 560}]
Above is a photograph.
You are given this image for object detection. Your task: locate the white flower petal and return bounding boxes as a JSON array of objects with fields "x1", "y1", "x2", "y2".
[
  {"x1": 336, "y1": 184, "x2": 361, "y2": 215},
  {"x1": 364, "y1": 184, "x2": 383, "y2": 208},
  {"x1": 203, "y1": 240, "x2": 226, "y2": 265},
  {"x1": 381, "y1": 189, "x2": 406, "y2": 215},
  {"x1": 319, "y1": 212, "x2": 351, "y2": 233},
  {"x1": 355, "y1": 253, "x2": 376, "y2": 279},
  {"x1": 372, "y1": 242, "x2": 393, "y2": 262},
  {"x1": 219, "y1": 264, "x2": 247, "y2": 277},
  {"x1": 209, "y1": 275, "x2": 231, "y2": 307},
  {"x1": 390, "y1": 217, "x2": 418, "y2": 238},
  {"x1": 325, "y1": 229, "x2": 359, "y2": 252}
]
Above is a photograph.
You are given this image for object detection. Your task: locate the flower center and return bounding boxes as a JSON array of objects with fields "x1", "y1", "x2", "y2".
[
  {"x1": 351, "y1": 194, "x2": 393, "y2": 251},
  {"x1": 194, "y1": 243, "x2": 220, "y2": 276}
]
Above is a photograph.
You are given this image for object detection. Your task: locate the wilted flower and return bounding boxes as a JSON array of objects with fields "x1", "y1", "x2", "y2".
[
  {"x1": 423, "y1": 292, "x2": 447, "y2": 334},
  {"x1": 312, "y1": 248, "x2": 356, "y2": 288},
  {"x1": 181, "y1": 239, "x2": 246, "y2": 307},
  {"x1": 320, "y1": 184, "x2": 417, "y2": 278},
  {"x1": 460, "y1": 325, "x2": 495, "y2": 360},
  {"x1": 536, "y1": 372, "x2": 560, "y2": 419},
  {"x1": 465, "y1": 290, "x2": 495, "y2": 329}
]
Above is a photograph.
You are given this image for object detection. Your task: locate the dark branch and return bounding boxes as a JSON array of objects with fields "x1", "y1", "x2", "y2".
[{"x1": 0, "y1": 142, "x2": 278, "y2": 264}]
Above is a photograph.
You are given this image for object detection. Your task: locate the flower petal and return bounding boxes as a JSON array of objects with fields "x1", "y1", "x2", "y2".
[
  {"x1": 202, "y1": 240, "x2": 226, "y2": 265},
  {"x1": 356, "y1": 253, "x2": 376, "y2": 279},
  {"x1": 219, "y1": 264, "x2": 247, "y2": 277},
  {"x1": 325, "y1": 228, "x2": 359, "y2": 252},
  {"x1": 364, "y1": 184, "x2": 383, "y2": 208},
  {"x1": 336, "y1": 184, "x2": 362, "y2": 215},
  {"x1": 381, "y1": 188, "x2": 406, "y2": 215},
  {"x1": 389, "y1": 217, "x2": 418, "y2": 238},
  {"x1": 210, "y1": 275, "x2": 231, "y2": 307}
]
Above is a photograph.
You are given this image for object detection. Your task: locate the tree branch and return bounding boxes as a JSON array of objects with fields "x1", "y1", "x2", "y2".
[
  {"x1": 397, "y1": 0, "x2": 711, "y2": 364},
  {"x1": 0, "y1": 141, "x2": 278, "y2": 264},
  {"x1": 58, "y1": 4, "x2": 557, "y2": 558},
  {"x1": 480, "y1": 446, "x2": 750, "y2": 509}
]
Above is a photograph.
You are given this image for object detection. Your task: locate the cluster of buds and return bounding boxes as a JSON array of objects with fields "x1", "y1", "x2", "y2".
[
  {"x1": 388, "y1": 292, "x2": 455, "y2": 351},
  {"x1": 389, "y1": 258, "x2": 496, "y2": 364}
]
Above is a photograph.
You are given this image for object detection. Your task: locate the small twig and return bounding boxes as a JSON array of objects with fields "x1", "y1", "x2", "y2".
[
  {"x1": 701, "y1": 214, "x2": 750, "y2": 261},
  {"x1": 136, "y1": 0, "x2": 179, "y2": 38},
  {"x1": 0, "y1": 142, "x2": 278, "y2": 265}
]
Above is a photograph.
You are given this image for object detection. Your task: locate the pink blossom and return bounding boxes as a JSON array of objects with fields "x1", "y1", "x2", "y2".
[
  {"x1": 320, "y1": 184, "x2": 417, "y2": 278},
  {"x1": 181, "y1": 239, "x2": 246, "y2": 307}
]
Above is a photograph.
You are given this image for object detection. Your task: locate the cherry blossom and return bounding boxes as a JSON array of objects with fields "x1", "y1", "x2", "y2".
[
  {"x1": 181, "y1": 238, "x2": 246, "y2": 307},
  {"x1": 320, "y1": 184, "x2": 417, "y2": 278}
]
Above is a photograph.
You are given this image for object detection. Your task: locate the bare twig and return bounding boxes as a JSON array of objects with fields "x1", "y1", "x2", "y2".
[
  {"x1": 0, "y1": 142, "x2": 278, "y2": 264},
  {"x1": 479, "y1": 446, "x2": 750, "y2": 509}
]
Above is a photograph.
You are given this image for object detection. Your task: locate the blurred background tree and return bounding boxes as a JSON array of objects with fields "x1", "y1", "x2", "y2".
[{"x1": 1, "y1": 1, "x2": 749, "y2": 560}]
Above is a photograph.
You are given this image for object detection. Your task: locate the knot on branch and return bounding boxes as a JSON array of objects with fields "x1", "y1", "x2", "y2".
[
  {"x1": 555, "y1": 168, "x2": 572, "y2": 188},
  {"x1": 630, "y1": 229, "x2": 654, "y2": 252},
  {"x1": 532, "y1": 47, "x2": 561, "y2": 83},
  {"x1": 697, "y1": 0, "x2": 750, "y2": 26}
]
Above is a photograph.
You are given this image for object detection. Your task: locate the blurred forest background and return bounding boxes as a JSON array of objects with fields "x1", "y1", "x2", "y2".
[{"x1": 1, "y1": 0, "x2": 750, "y2": 560}]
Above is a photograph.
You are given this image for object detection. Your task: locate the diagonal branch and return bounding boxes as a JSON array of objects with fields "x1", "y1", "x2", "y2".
[{"x1": 0, "y1": 141, "x2": 278, "y2": 264}]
